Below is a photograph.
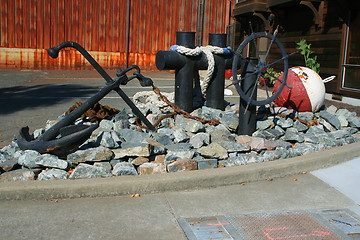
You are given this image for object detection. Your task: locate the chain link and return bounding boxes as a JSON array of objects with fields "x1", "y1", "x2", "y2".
[{"x1": 152, "y1": 85, "x2": 220, "y2": 126}]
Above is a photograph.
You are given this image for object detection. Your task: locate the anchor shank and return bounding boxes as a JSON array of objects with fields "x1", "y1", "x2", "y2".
[{"x1": 38, "y1": 79, "x2": 121, "y2": 141}]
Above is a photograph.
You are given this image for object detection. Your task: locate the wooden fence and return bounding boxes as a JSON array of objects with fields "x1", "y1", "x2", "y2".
[{"x1": 0, "y1": 0, "x2": 232, "y2": 70}]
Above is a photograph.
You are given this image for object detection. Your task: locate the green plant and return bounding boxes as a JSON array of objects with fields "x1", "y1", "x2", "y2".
[
  {"x1": 263, "y1": 67, "x2": 283, "y2": 86},
  {"x1": 296, "y1": 39, "x2": 320, "y2": 74}
]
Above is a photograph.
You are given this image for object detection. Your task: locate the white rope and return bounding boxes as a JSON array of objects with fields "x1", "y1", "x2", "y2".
[{"x1": 170, "y1": 45, "x2": 232, "y2": 97}]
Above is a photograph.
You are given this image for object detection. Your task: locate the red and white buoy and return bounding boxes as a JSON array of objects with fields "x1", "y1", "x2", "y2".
[{"x1": 273, "y1": 66, "x2": 334, "y2": 112}]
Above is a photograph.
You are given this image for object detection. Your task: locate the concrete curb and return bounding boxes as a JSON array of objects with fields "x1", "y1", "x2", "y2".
[{"x1": 0, "y1": 141, "x2": 359, "y2": 200}]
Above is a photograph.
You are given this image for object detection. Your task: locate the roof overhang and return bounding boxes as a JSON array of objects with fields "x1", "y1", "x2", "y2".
[{"x1": 233, "y1": 0, "x2": 268, "y2": 16}]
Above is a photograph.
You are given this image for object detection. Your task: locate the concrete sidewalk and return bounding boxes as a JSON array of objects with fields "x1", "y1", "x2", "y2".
[{"x1": 0, "y1": 165, "x2": 358, "y2": 240}]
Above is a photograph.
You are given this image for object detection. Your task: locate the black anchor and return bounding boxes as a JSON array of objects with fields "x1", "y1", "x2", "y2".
[{"x1": 17, "y1": 41, "x2": 155, "y2": 157}]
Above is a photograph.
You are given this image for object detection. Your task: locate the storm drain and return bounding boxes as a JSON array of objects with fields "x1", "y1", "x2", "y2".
[{"x1": 178, "y1": 209, "x2": 360, "y2": 240}]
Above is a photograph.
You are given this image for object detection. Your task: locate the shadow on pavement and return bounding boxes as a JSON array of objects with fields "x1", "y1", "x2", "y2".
[{"x1": 0, "y1": 84, "x2": 99, "y2": 114}]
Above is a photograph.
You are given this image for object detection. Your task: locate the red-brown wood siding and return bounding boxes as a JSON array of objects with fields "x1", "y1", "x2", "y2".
[{"x1": 0, "y1": 0, "x2": 233, "y2": 70}]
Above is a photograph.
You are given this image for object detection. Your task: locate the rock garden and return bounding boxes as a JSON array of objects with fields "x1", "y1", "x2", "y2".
[{"x1": 0, "y1": 90, "x2": 359, "y2": 182}]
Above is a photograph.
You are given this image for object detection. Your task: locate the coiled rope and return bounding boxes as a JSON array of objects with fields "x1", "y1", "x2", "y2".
[{"x1": 170, "y1": 45, "x2": 232, "y2": 97}]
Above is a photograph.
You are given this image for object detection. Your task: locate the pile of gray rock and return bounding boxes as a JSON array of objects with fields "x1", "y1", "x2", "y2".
[{"x1": 0, "y1": 97, "x2": 359, "y2": 182}]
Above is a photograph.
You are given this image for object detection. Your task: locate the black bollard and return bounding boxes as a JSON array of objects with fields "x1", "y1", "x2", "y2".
[
  {"x1": 156, "y1": 31, "x2": 234, "y2": 112},
  {"x1": 156, "y1": 31, "x2": 196, "y2": 112},
  {"x1": 206, "y1": 33, "x2": 227, "y2": 110},
  {"x1": 237, "y1": 58, "x2": 258, "y2": 136}
]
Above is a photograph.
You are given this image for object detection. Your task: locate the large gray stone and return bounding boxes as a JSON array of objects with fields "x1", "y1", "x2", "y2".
[
  {"x1": 165, "y1": 149, "x2": 195, "y2": 160},
  {"x1": 1, "y1": 141, "x2": 20, "y2": 156},
  {"x1": 219, "y1": 112, "x2": 239, "y2": 131},
  {"x1": 335, "y1": 108, "x2": 356, "y2": 120},
  {"x1": 94, "y1": 162, "x2": 112, "y2": 172},
  {"x1": 112, "y1": 145, "x2": 150, "y2": 159},
  {"x1": 189, "y1": 133, "x2": 210, "y2": 148},
  {"x1": 38, "y1": 168, "x2": 69, "y2": 181},
  {"x1": 293, "y1": 120, "x2": 308, "y2": 132},
  {"x1": 112, "y1": 162, "x2": 138, "y2": 176},
  {"x1": 197, "y1": 143, "x2": 228, "y2": 159},
  {"x1": 237, "y1": 135, "x2": 276, "y2": 151},
  {"x1": 262, "y1": 148, "x2": 290, "y2": 161},
  {"x1": 276, "y1": 117, "x2": 294, "y2": 128},
  {"x1": 115, "y1": 128, "x2": 150, "y2": 143},
  {"x1": 0, "y1": 169, "x2": 35, "y2": 182},
  {"x1": 253, "y1": 126, "x2": 285, "y2": 140},
  {"x1": 306, "y1": 125, "x2": 326, "y2": 134},
  {"x1": 99, "y1": 119, "x2": 114, "y2": 130},
  {"x1": 156, "y1": 128, "x2": 174, "y2": 138},
  {"x1": 273, "y1": 140, "x2": 293, "y2": 149},
  {"x1": 283, "y1": 128, "x2": 304, "y2": 142},
  {"x1": 0, "y1": 158, "x2": 17, "y2": 172},
  {"x1": 218, "y1": 141, "x2": 250, "y2": 153},
  {"x1": 337, "y1": 115, "x2": 348, "y2": 128},
  {"x1": 291, "y1": 142, "x2": 318, "y2": 155},
  {"x1": 197, "y1": 159, "x2": 218, "y2": 169},
  {"x1": 270, "y1": 107, "x2": 296, "y2": 115},
  {"x1": 151, "y1": 132, "x2": 174, "y2": 145},
  {"x1": 173, "y1": 129, "x2": 189, "y2": 143},
  {"x1": 167, "y1": 158, "x2": 197, "y2": 172},
  {"x1": 70, "y1": 163, "x2": 112, "y2": 179},
  {"x1": 325, "y1": 105, "x2": 337, "y2": 115},
  {"x1": 340, "y1": 136, "x2": 357, "y2": 145},
  {"x1": 348, "y1": 117, "x2": 360, "y2": 128},
  {"x1": 17, "y1": 150, "x2": 41, "y2": 168},
  {"x1": 297, "y1": 112, "x2": 314, "y2": 122},
  {"x1": 256, "y1": 119, "x2": 273, "y2": 131},
  {"x1": 145, "y1": 138, "x2": 166, "y2": 155},
  {"x1": 113, "y1": 110, "x2": 130, "y2": 130},
  {"x1": 36, "y1": 154, "x2": 68, "y2": 170},
  {"x1": 0, "y1": 151, "x2": 10, "y2": 162},
  {"x1": 67, "y1": 146, "x2": 114, "y2": 164},
  {"x1": 329, "y1": 129, "x2": 352, "y2": 139},
  {"x1": 174, "y1": 115, "x2": 204, "y2": 133},
  {"x1": 96, "y1": 131, "x2": 120, "y2": 148},
  {"x1": 165, "y1": 143, "x2": 191, "y2": 152},
  {"x1": 319, "y1": 118, "x2": 337, "y2": 132},
  {"x1": 218, "y1": 155, "x2": 247, "y2": 167},
  {"x1": 209, "y1": 127, "x2": 235, "y2": 143},
  {"x1": 319, "y1": 111, "x2": 341, "y2": 129},
  {"x1": 138, "y1": 162, "x2": 167, "y2": 175}
]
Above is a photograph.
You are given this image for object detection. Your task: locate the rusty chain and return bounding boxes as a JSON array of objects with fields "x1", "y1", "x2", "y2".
[
  {"x1": 152, "y1": 85, "x2": 220, "y2": 125},
  {"x1": 136, "y1": 84, "x2": 318, "y2": 130},
  {"x1": 135, "y1": 84, "x2": 220, "y2": 129}
]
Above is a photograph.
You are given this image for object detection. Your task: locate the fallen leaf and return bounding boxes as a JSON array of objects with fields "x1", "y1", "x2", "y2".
[
  {"x1": 68, "y1": 169, "x2": 75, "y2": 174},
  {"x1": 131, "y1": 193, "x2": 141, "y2": 198},
  {"x1": 292, "y1": 178, "x2": 298, "y2": 181},
  {"x1": 218, "y1": 165, "x2": 225, "y2": 168},
  {"x1": 302, "y1": 172, "x2": 308, "y2": 174},
  {"x1": 266, "y1": 178, "x2": 273, "y2": 181},
  {"x1": 48, "y1": 199, "x2": 59, "y2": 203},
  {"x1": 239, "y1": 182, "x2": 246, "y2": 186}
]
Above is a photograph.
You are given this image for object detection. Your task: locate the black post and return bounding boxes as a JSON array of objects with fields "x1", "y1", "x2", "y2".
[
  {"x1": 206, "y1": 33, "x2": 227, "y2": 110},
  {"x1": 175, "y1": 31, "x2": 196, "y2": 112},
  {"x1": 238, "y1": 58, "x2": 258, "y2": 135},
  {"x1": 156, "y1": 31, "x2": 234, "y2": 112}
]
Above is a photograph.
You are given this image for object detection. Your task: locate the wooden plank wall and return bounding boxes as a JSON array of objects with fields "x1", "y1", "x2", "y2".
[
  {"x1": 0, "y1": 0, "x2": 232, "y2": 70},
  {"x1": 276, "y1": 26, "x2": 343, "y2": 93}
]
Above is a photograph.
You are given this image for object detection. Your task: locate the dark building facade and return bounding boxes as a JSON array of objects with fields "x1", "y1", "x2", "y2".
[{"x1": 232, "y1": 0, "x2": 360, "y2": 98}]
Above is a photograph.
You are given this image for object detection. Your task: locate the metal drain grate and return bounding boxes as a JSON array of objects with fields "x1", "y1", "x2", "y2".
[
  {"x1": 223, "y1": 212, "x2": 344, "y2": 240},
  {"x1": 178, "y1": 209, "x2": 360, "y2": 240}
]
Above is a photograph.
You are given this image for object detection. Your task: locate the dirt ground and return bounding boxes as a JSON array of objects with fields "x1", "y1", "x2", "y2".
[{"x1": 324, "y1": 99, "x2": 360, "y2": 116}]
